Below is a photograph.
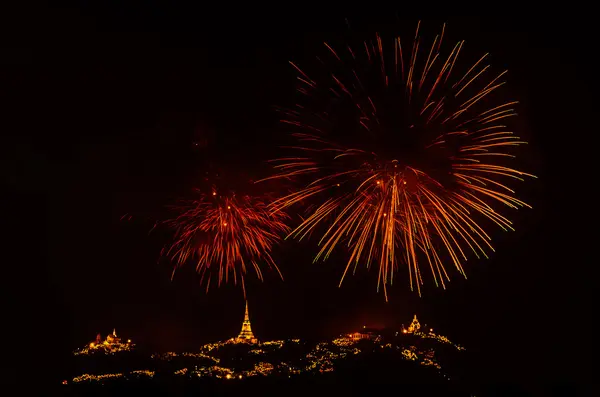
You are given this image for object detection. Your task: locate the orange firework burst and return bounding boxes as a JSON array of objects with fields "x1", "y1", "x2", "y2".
[
  {"x1": 263, "y1": 22, "x2": 535, "y2": 299},
  {"x1": 163, "y1": 189, "x2": 290, "y2": 295}
]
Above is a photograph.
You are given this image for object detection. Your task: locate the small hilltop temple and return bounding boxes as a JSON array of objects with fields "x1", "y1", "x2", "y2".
[
  {"x1": 401, "y1": 315, "x2": 422, "y2": 334},
  {"x1": 234, "y1": 301, "x2": 258, "y2": 344},
  {"x1": 408, "y1": 314, "x2": 421, "y2": 333},
  {"x1": 74, "y1": 329, "x2": 133, "y2": 355}
]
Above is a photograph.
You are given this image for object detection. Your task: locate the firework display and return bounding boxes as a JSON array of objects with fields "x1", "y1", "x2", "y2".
[
  {"x1": 163, "y1": 189, "x2": 290, "y2": 294},
  {"x1": 264, "y1": 23, "x2": 534, "y2": 298}
]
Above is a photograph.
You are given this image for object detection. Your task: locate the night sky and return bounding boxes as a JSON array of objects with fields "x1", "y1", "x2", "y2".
[{"x1": 3, "y1": 5, "x2": 593, "y2": 393}]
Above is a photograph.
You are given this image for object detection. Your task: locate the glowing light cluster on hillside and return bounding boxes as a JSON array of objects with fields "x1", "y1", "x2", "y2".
[{"x1": 73, "y1": 329, "x2": 134, "y2": 356}]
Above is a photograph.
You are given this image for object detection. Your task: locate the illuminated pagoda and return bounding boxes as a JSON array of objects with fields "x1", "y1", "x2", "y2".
[
  {"x1": 235, "y1": 300, "x2": 257, "y2": 343},
  {"x1": 74, "y1": 328, "x2": 134, "y2": 355},
  {"x1": 408, "y1": 315, "x2": 421, "y2": 333},
  {"x1": 106, "y1": 328, "x2": 121, "y2": 344}
]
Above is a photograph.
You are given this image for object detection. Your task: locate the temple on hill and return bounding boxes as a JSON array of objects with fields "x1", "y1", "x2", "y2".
[
  {"x1": 234, "y1": 301, "x2": 258, "y2": 344},
  {"x1": 408, "y1": 315, "x2": 421, "y2": 333},
  {"x1": 346, "y1": 326, "x2": 381, "y2": 341},
  {"x1": 401, "y1": 315, "x2": 422, "y2": 334},
  {"x1": 105, "y1": 329, "x2": 121, "y2": 344},
  {"x1": 75, "y1": 329, "x2": 133, "y2": 355}
]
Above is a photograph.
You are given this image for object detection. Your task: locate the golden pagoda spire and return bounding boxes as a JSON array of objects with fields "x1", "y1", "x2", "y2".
[{"x1": 236, "y1": 299, "x2": 256, "y2": 342}]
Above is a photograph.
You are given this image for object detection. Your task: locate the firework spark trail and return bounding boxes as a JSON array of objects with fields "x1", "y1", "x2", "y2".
[
  {"x1": 263, "y1": 23, "x2": 535, "y2": 298},
  {"x1": 163, "y1": 191, "x2": 290, "y2": 296}
]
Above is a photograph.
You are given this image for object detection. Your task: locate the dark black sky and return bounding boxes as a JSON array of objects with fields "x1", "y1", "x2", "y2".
[{"x1": 3, "y1": 5, "x2": 594, "y2": 393}]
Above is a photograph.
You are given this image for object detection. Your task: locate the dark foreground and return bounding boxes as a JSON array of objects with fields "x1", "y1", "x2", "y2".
[{"x1": 48, "y1": 377, "x2": 589, "y2": 397}]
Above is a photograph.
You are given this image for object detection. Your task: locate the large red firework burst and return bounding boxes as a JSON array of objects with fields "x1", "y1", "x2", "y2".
[
  {"x1": 163, "y1": 187, "x2": 290, "y2": 296},
  {"x1": 263, "y1": 22, "x2": 535, "y2": 299}
]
